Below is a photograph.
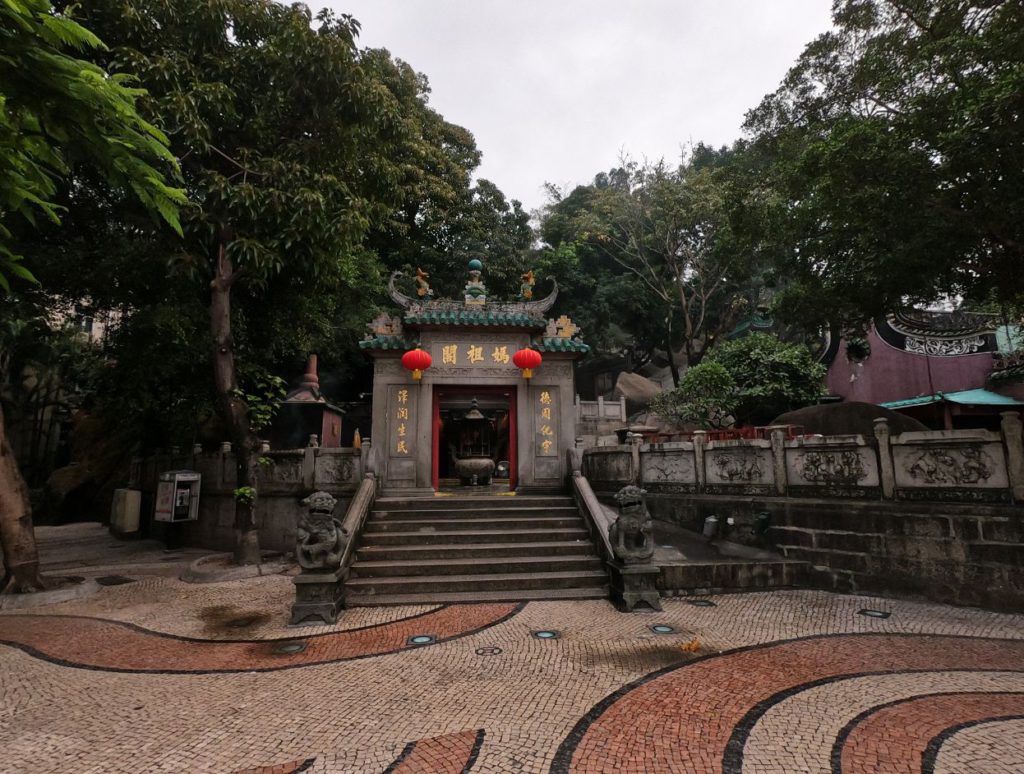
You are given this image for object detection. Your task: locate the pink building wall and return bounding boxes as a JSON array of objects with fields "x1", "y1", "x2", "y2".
[{"x1": 826, "y1": 327, "x2": 995, "y2": 404}]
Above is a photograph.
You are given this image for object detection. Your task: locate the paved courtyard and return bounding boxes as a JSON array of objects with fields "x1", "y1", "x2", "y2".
[{"x1": 2, "y1": 553, "x2": 1024, "y2": 772}]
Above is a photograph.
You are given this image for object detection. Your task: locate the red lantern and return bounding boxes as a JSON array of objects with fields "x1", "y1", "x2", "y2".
[
  {"x1": 512, "y1": 348, "x2": 542, "y2": 379},
  {"x1": 401, "y1": 348, "x2": 432, "y2": 381}
]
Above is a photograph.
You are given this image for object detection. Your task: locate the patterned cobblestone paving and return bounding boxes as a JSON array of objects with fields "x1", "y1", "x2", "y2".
[{"x1": 1, "y1": 576, "x2": 1023, "y2": 773}]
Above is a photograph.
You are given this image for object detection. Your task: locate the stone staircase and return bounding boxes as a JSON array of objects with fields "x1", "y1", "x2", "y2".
[{"x1": 346, "y1": 495, "x2": 609, "y2": 605}]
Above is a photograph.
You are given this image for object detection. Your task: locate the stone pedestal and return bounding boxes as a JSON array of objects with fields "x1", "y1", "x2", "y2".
[
  {"x1": 290, "y1": 569, "x2": 344, "y2": 625},
  {"x1": 607, "y1": 561, "x2": 662, "y2": 612}
]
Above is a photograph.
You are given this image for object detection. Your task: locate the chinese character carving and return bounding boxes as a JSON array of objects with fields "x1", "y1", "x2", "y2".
[
  {"x1": 540, "y1": 424, "x2": 553, "y2": 436},
  {"x1": 541, "y1": 407, "x2": 551, "y2": 419},
  {"x1": 397, "y1": 423, "x2": 406, "y2": 437},
  {"x1": 541, "y1": 439, "x2": 553, "y2": 453},
  {"x1": 396, "y1": 440, "x2": 409, "y2": 454},
  {"x1": 491, "y1": 346, "x2": 510, "y2": 364},
  {"x1": 396, "y1": 407, "x2": 409, "y2": 419},
  {"x1": 442, "y1": 345, "x2": 458, "y2": 365},
  {"x1": 539, "y1": 391, "x2": 552, "y2": 405},
  {"x1": 466, "y1": 345, "x2": 484, "y2": 363},
  {"x1": 397, "y1": 389, "x2": 409, "y2": 404}
]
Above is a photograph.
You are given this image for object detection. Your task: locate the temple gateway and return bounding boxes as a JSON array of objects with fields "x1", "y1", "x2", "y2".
[{"x1": 359, "y1": 260, "x2": 589, "y2": 495}]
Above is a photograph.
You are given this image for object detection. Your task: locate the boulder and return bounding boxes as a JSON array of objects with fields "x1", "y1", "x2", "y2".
[
  {"x1": 771, "y1": 401, "x2": 928, "y2": 437},
  {"x1": 612, "y1": 371, "x2": 663, "y2": 414}
]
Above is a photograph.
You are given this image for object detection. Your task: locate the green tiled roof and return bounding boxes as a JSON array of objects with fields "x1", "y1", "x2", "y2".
[
  {"x1": 881, "y1": 389, "x2": 1024, "y2": 409},
  {"x1": 358, "y1": 335, "x2": 418, "y2": 350},
  {"x1": 404, "y1": 309, "x2": 545, "y2": 328},
  {"x1": 536, "y1": 337, "x2": 590, "y2": 353}
]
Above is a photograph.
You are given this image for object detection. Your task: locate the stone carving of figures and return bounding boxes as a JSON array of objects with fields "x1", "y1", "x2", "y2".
[
  {"x1": 609, "y1": 485, "x2": 655, "y2": 564},
  {"x1": 296, "y1": 491, "x2": 347, "y2": 570}
]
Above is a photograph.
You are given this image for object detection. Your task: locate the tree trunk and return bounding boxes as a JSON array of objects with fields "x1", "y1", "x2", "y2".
[
  {"x1": 210, "y1": 240, "x2": 261, "y2": 566},
  {"x1": 664, "y1": 315, "x2": 680, "y2": 387},
  {"x1": 0, "y1": 403, "x2": 46, "y2": 593}
]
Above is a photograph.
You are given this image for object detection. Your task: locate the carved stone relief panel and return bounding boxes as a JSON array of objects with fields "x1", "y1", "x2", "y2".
[
  {"x1": 583, "y1": 449, "x2": 633, "y2": 484},
  {"x1": 704, "y1": 448, "x2": 774, "y2": 487},
  {"x1": 785, "y1": 447, "x2": 879, "y2": 488},
  {"x1": 314, "y1": 454, "x2": 356, "y2": 486},
  {"x1": 640, "y1": 449, "x2": 697, "y2": 486},
  {"x1": 893, "y1": 443, "x2": 1009, "y2": 489}
]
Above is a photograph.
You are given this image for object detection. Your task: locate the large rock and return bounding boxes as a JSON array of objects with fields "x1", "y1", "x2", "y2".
[
  {"x1": 771, "y1": 401, "x2": 928, "y2": 437},
  {"x1": 612, "y1": 372, "x2": 663, "y2": 415}
]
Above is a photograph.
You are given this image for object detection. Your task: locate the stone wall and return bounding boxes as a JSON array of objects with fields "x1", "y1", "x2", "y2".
[
  {"x1": 582, "y1": 412, "x2": 1024, "y2": 611},
  {"x1": 582, "y1": 413, "x2": 1024, "y2": 504},
  {"x1": 132, "y1": 444, "x2": 364, "y2": 552}
]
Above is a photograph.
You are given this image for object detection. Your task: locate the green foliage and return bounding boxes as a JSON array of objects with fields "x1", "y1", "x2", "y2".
[
  {"x1": 650, "y1": 333, "x2": 825, "y2": 427},
  {"x1": 538, "y1": 147, "x2": 771, "y2": 380},
  {"x1": 710, "y1": 333, "x2": 826, "y2": 425},
  {"x1": 0, "y1": 0, "x2": 184, "y2": 290},
  {"x1": 746, "y1": 0, "x2": 1024, "y2": 327},
  {"x1": 649, "y1": 361, "x2": 737, "y2": 429},
  {"x1": 232, "y1": 486, "x2": 255, "y2": 506},
  {"x1": 231, "y1": 373, "x2": 284, "y2": 433}
]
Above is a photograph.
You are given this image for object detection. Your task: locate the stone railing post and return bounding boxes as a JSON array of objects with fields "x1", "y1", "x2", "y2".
[
  {"x1": 628, "y1": 432, "x2": 643, "y2": 485},
  {"x1": 873, "y1": 418, "x2": 895, "y2": 499},
  {"x1": 692, "y1": 430, "x2": 707, "y2": 492},
  {"x1": 1001, "y1": 411, "x2": 1024, "y2": 502},
  {"x1": 359, "y1": 437, "x2": 373, "y2": 478},
  {"x1": 302, "y1": 444, "x2": 316, "y2": 490},
  {"x1": 768, "y1": 426, "x2": 787, "y2": 496},
  {"x1": 619, "y1": 396, "x2": 627, "y2": 421}
]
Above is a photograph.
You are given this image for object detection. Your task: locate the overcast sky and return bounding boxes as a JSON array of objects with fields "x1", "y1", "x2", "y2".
[{"x1": 325, "y1": 1, "x2": 834, "y2": 213}]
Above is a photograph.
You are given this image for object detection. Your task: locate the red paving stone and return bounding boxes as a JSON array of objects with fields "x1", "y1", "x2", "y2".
[
  {"x1": 839, "y1": 692, "x2": 1024, "y2": 774},
  {"x1": 0, "y1": 604, "x2": 520, "y2": 673},
  {"x1": 556, "y1": 634, "x2": 1024, "y2": 773},
  {"x1": 389, "y1": 729, "x2": 483, "y2": 773}
]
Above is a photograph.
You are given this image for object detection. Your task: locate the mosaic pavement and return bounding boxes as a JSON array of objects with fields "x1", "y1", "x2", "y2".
[{"x1": 1, "y1": 575, "x2": 1023, "y2": 773}]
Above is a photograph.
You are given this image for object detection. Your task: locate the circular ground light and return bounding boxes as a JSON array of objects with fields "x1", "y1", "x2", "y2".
[
  {"x1": 688, "y1": 599, "x2": 717, "y2": 607},
  {"x1": 858, "y1": 608, "x2": 891, "y2": 619},
  {"x1": 272, "y1": 642, "x2": 307, "y2": 654},
  {"x1": 407, "y1": 634, "x2": 436, "y2": 645},
  {"x1": 532, "y1": 630, "x2": 560, "y2": 640},
  {"x1": 650, "y1": 624, "x2": 675, "y2": 634}
]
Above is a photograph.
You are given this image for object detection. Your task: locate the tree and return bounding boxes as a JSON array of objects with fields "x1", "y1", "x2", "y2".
[
  {"x1": 648, "y1": 361, "x2": 737, "y2": 429},
  {"x1": 745, "y1": 0, "x2": 1024, "y2": 329},
  {"x1": 651, "y1": 334, "x2": 825, "y2": 428},
  {"x1": 540, "y1": 150, "x2": 767, "y2": 384},
  {"x1": 72, "y1": 0, "x2": 420, "y2": 564},
  {"x1": 0, "y1": 0, "x2": 182, "y2": 592}
]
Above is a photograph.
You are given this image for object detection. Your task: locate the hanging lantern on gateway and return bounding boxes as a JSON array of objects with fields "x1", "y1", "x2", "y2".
[
  {"x1": 512, "y1": 348, "x2": 542, "y2": 379},
  {"x1": 401, "y1": 348, "x2": 432, "y2": 381}
]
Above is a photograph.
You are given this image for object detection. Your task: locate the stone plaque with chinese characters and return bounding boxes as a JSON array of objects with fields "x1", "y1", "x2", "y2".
[
  {"x1": 387, "y1": 384, "x2": 416, "y2": 460},
  {"x1": 532, "y1": 386, "x2": 558, "y2": 457}
]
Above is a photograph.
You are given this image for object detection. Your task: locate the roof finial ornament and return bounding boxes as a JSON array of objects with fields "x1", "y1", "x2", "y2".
[{"x1": 464, "y1": 258, "x2": 487, "y2": 307}]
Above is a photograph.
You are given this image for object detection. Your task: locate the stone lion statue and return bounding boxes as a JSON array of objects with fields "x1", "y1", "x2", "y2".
[
  {"x1": 296, "y1": 491, "x2": 348, "y2": 571},
  {"x1": 609, "y1": 485, "x2": 655, "y2": 564}
]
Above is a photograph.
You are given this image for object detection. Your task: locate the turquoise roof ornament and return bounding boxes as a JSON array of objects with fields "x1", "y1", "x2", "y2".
[{"x1": 468, "y1": 258, "x2": 483, "y2": 271}]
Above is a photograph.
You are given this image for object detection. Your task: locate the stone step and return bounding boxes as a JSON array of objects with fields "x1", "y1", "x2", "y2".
[
  {"x1": 345, "y1": 586, "x2": 610, "y2": 606},
  {"x1": 361, "y1": 528, "x2": 591, "y2": 545},
  {"x1": 373, "y1": 496, "x2": 573, "y2": 511},
  {"x1": 345, "y1": 569, "x2": 609, "y2": 595},
  {"x1": 356, "y1": 541, "x2": 595, "y2": 561},
  {"x1": 350, "y1": 554, "x2": 603, "y2": 578},
  {"x1": 369, "y1": 506, "x2": 580, "y2": 521},
  {"x1": 364, "y1": 516, "x2": 584, "y2": 533}
]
